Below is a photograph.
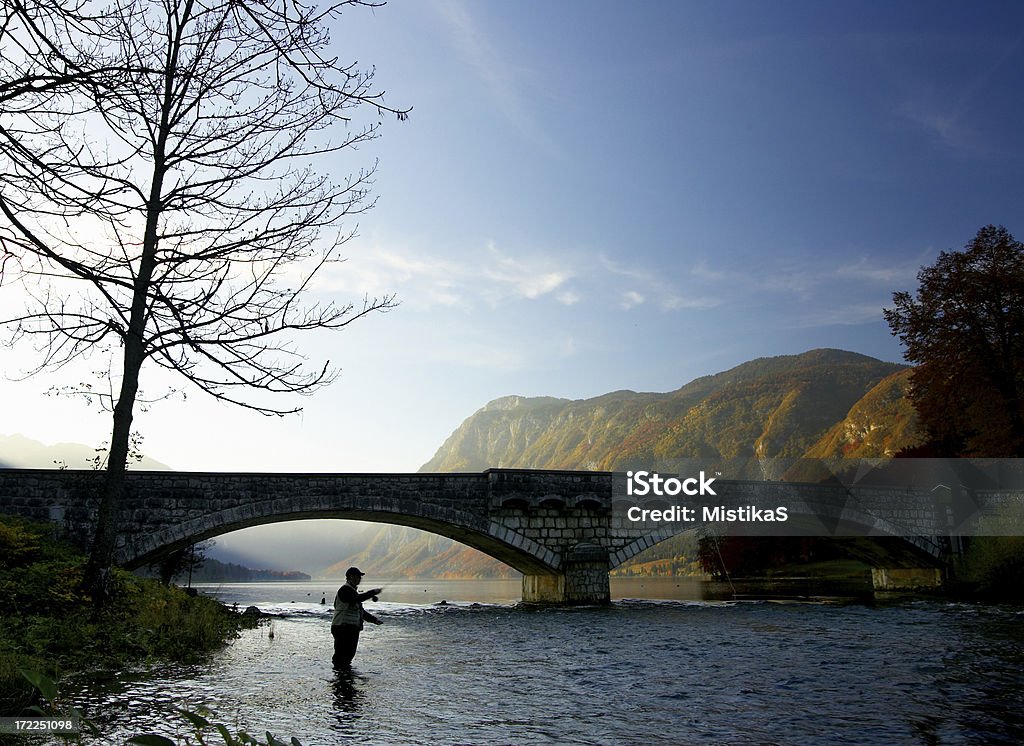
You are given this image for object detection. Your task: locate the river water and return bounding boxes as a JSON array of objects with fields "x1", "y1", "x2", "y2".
[{"x1": 63, "y1": 579, "x2": 1024, "y2": 745}]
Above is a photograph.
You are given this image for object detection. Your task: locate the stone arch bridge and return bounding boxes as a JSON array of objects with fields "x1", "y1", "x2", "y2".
[{"x1": 0, "y1": 467, "x2": 1001, "y2": 603}]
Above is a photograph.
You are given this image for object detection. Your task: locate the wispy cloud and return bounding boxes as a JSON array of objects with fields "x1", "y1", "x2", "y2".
[
  {"x1": 313, "y1": 240, "x2": 579, "y2": 310},
  {"x1": 557, "y1": 290, "x2": 581, "y2": 306},
  {"x1": 431, "y1": 0, "x2": 558, "y2": 154},
  {"x1": 689, "y1": 251, "x2": 932, "y2": 330},
  {"x1": 480, "y1": 242, "x2": 573, "y2": 303},
  {"x1": 315, "y1": 240, "x2": 733, "y2": 318},
  {"x1": 311, "y1": 247, "x2": 467, "y2": 308},
  {"x1": 896, "y1": 100, "x2": 984, "y2": 157},
  {"x1": 423, "y1": 334, "x2": 531, "y2": 371},
  {"x1": 727, "y1": 253, "x2": 927, "y2": 300},
  {"x1": 892, "y1": 33, "x2": 1023, "y2": 158},
  {"x1": 317, "y1": 237, "x2": 926, "y2": 332},
  {"x1": 600, "y1": 255, "x2": 722, "y2": 312},
  {"x1": 690, "y1": 261, "x2": 730, "y2": 283},
  {"x1": 792, "y1": 301, "x2": 891, "y2": 328},
  {"x1": 834, "y1": 257, "x2": 921, "y2": 286},
  {"x1": 619, "y1": 290, "x2": 645, "y2": 310}
]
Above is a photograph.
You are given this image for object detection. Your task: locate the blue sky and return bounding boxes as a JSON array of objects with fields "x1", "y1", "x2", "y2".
[{"x1": 2, "y1": 0, "x2": 1024, "y2": 475}]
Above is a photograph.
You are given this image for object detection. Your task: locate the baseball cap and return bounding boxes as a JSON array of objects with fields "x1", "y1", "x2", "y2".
[{"x1": 345, "y1": 567, "x2": 365, "y2": 577}]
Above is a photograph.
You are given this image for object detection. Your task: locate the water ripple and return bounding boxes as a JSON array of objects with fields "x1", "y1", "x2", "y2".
[{"x1": 61, "y1": 596, "x2": 1024, "y2": 745}]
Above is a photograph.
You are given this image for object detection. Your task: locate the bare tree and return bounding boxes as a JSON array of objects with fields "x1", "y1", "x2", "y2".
[
  {"x1": 0, "y1": 2, "x2": 110, "y2": 104},
  {"x1": 0, "y1": 0, "x2": 406, "y2": 598}
]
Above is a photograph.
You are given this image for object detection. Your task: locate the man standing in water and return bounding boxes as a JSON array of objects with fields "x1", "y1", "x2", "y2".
[{"x1": 331, "y1": 567, "x2": 383, "y2": 668}]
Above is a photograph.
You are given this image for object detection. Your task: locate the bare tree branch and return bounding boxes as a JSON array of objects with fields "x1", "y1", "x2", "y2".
[{"x1": 0, "y1": 0, "x2": 407, "y2": 598}]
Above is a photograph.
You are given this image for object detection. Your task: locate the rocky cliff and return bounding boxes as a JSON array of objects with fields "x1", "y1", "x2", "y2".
[
  {"x1": 346, "y1": 349, "x2": 923, "y2": 578},
  {"x1": 422, "y1": 349, "x2": 915, "y2": 471}
]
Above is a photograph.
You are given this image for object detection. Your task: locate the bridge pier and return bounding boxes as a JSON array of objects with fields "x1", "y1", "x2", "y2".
[
  {"x1": 871, "y1": 567, "x2": 944, "y2": 593},
  {"x1": 522, "y1": 543, "x2": 610, "y2": 605},
  {"x1": 522, "y1": 574, "x2": 565, "y2": 603}
]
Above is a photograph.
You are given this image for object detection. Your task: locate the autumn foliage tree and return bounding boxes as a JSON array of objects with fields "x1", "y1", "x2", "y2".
[
  {"x1": 884, "y1": 225, "x2": 1024, "y2": 457},
  {"x1": 0, "y1": 0, "x2": 406, "y2": 598}
]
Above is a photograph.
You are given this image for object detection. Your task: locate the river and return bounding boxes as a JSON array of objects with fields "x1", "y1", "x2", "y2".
[{"x1": 63, "y1": 578, "x2": 1024, "y2": 745}]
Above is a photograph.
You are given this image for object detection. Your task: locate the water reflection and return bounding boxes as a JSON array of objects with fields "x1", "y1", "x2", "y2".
[
  {"x1": 331, "y1": 667, "x2": 366, "y2": 723},
  {"x1": 60, "y1": 586, "x2": 1024, "y2": 745}
]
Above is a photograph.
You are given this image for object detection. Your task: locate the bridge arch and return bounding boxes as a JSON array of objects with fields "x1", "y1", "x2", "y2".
[
  {"x1": 0, "y1": 467, "x2": 971, "y2": 601},
  {"x1": 123, "y1": 493, "x2": 561, "y2": 576}
]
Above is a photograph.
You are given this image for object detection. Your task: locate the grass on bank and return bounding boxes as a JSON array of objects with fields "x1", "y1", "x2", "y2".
[{"x1": 0, "y1": 514, "x2": 257, "y2": 717}]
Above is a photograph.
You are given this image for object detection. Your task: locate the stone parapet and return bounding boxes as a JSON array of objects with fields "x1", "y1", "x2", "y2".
[{"x1": 0, "y1": 467, "x2": 985, "y2": 604}]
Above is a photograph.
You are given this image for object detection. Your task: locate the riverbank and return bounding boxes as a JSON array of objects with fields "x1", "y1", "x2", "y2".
[{"x1": 0, "y1": 516, "x2": 257, "y2": 716}]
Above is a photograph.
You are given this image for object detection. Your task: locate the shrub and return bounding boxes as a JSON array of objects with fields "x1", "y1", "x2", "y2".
[{"x1": 0, "y1": 515, "x2": 255, "y2": 715}]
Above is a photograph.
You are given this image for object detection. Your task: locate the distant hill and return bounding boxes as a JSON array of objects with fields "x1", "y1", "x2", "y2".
[
  {"x1": 346, "y1": 349, "x2": 923, "y2": 578},
  {"x1": 803, "y1": 369, "x2": 920, "y2": 458},
  {"x1": 0, "y1": 433, "x2": 172, "y2": 470},
  {"x1": 189, "y1": 559, "x2": 311, "y2": 583},
  {"x1": 322, "y1": 524, "x2": 518, "y2": 579},
  {"x1": 139, "y1": 557, "x2": 312, "y2": 583},
  {"x1": 422, "y1": 349, "x2": 913, "y2": 471}
]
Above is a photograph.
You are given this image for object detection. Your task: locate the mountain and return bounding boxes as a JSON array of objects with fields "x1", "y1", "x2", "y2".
[
  {"x1": 422, "y1": 349, "x2": 912, "y2": 471},
  {"x1": 346, "y1": 349, "x2": 923, "y2": 578},
  {"x1": 0, "y1": 433, "x2": 172, "y2": 470},
  {"x1": 322, "y1": 524, "x2": 518, "y2": 579},
  {"x1": 804, "y1": 369, "x2": 921, "y2": 458}
]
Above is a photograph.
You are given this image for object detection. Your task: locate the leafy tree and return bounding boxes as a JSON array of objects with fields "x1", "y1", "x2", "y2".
[
  {"x1": 0, "y1": 0, "x2": 407, "y2": 599},
  {"x1": 884, "y1": 225, "x2": 1024, "y2": 457}
]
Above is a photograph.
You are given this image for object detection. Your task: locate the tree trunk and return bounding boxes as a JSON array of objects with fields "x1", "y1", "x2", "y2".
[
  {"x1": 79, "y1": 4, "x2": 182, "y2": 604},
  {"x1": 79, "y1": 241, "x2": 161, "y2": 602},
  {"x1": 81, "y1": 340, "x2": 145, "y2": 602}
]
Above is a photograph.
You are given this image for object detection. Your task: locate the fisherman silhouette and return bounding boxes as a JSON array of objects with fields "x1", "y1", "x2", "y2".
[{"x1": 330, "y1": 567, "x2": 383, "y2": 668}]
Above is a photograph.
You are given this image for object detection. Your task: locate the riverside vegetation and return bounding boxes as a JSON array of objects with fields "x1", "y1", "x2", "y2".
[{"x1": 0, "y1": 515, "x2": 258, "y2": 720}]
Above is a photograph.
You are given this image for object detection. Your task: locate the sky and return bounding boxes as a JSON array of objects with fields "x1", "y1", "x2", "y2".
[{"x1": 3, "y1": 0, "x2": 1024, "y2": 480}]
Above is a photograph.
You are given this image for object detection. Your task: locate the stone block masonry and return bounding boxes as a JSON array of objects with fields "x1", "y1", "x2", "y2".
[{"x1": 0, "y1": 467, "x2": 988, "y2": 603}]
